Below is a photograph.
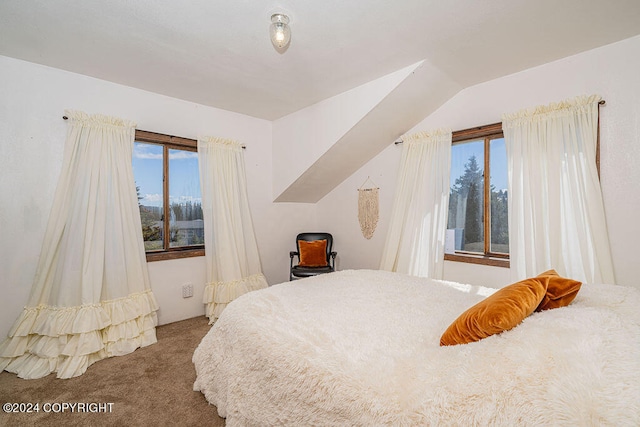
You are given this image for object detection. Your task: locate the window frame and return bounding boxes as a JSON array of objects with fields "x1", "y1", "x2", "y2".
[
  {"x1": 444, "y1": 122, "x2": 510, "y2": 268},
  {"x1": 134, "y1": 130, "x2": 205, "y2": 262}
]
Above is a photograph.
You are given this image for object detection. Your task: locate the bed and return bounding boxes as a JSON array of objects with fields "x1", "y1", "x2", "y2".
[{"x1": 193, "y1": 269, "x2": 640, "y2": 426}]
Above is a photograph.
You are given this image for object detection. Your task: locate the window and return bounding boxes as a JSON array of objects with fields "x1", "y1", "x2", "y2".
[
  {"x1": 445, "y1": 123, "x2": 509, "y2": 267},
  {"x1": 132, "y1": 130, "x2": 204, "y2": 261}
]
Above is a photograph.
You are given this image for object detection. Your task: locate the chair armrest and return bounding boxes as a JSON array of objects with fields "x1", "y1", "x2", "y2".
[
  {"x1": 330, "y1": 252, "x2": 337, "y2": 269},
  {"x1": 290, "y1": 251, "x2": 299, "y2": 271}
]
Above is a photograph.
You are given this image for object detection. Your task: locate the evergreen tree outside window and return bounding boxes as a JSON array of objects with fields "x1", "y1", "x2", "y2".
[
  {"x1": 132, "y1": 130, "x2": 204, "y2": 261},
  {"x1": 446, "y1": 123, "x2": 509, "y2": 266}
]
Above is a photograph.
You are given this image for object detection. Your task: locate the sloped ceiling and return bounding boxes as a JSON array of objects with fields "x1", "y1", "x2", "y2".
[
  {"x1": 1, "y1": 1, "x2": 640, "y2": 202},
  {"x1": 2, "y1": 1, "x2": 639, "y2": 121},
  {"x1": 273, "y1": 60, "x2": 462, "y2": 202}
]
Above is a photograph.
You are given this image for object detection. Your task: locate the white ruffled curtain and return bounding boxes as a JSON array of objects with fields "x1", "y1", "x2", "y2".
[
  {"x1": 379, "y1": 129, "x2": 452, "y2": 278},
  {"x1": 0, "y1": 111, "x2": 158, "y2": 379},
  {"x1": 503, "y1": 95, "x2": 615, "y2": 284},
  {"x1": 197, "y1": 137, "x2": 267, "y2": 323}
]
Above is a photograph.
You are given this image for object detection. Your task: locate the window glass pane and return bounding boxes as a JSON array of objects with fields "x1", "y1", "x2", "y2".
[
  {"x1": 489, "y1": 137, "x2": 509, "y2": 254},
  {"x1": 133, "y1": 142, "x2": 164, "y2": 251},
  {"x1": 448, "y1": 140, "x2": 484, "y2": 253},
  {"x1": 168, "y1": 148, "x2": 203, "y2": 248}
]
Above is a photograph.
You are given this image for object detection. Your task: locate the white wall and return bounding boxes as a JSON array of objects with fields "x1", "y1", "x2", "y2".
[
  {"x1": 313, "y1": 142, "x2": 395, "y2": 272},
  {"x1": 272, "y1": 63, "x2": 419, "y2": 200},
  {"x1": 318, "y1": 35, "x2": 640, "y2": 289},
  {"x1": 0, "y1": 55, "x2": 315, "y2": 339}
]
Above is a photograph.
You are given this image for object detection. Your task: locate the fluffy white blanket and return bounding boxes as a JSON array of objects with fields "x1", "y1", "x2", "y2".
[{"x1": 193, "y1": 269, "x2": 640, "y2": 426}]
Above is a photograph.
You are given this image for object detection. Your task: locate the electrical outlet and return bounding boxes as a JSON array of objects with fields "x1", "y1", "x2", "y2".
[{"x1": 182, "y1": 283, "x2": 193, "y2": 298}]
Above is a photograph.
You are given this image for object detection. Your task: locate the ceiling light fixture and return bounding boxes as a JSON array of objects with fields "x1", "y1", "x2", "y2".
[{"x1": 270, "y1": 13, "x2": 291, "y2": 50}]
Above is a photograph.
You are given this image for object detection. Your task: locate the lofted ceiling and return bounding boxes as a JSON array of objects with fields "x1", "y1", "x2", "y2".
[{"x1": 1, "y1": 1, "x2": 640, "y2": 121}]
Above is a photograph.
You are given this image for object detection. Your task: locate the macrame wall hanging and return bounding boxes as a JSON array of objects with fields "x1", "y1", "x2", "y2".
[{"x1": 358, "y1": 177, "x2": 379, "y2": 239}]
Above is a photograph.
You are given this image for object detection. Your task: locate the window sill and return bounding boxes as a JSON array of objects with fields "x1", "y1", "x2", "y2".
[
  {"x1": 146, "y1": 248, "x2": 205, "y2": 262},
  {"x1": 444, "y1": 253, "x2": 510, "y2": 268}
]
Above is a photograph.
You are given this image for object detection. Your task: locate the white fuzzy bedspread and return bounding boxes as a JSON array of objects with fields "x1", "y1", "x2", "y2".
[{"x1": 193, "y1": 269, "x2": 640, "y2": 426}]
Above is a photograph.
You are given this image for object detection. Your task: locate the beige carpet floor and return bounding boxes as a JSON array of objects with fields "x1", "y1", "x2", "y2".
[{"x1": 0, "y1": 316, "x2": 225, "y2": 426}]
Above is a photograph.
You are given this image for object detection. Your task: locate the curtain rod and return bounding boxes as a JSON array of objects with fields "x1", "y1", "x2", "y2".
[
  {"x1": 62, "y1": 116, "x2": 246, "y2": 149},
  {"x1": 393, "y1": 100, "x2": 606, "y2": 145}
]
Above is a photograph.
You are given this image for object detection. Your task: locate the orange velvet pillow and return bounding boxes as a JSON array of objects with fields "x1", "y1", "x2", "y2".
[
  {"x1": 535, "y1": 269, "x2": 582, "y2": 312},
  {"x1": 298, "y1": 240, "x2": 328, "y2": 267},
  {"x1": 440, "y1": 277, "x2": 548, "y2": 346}
]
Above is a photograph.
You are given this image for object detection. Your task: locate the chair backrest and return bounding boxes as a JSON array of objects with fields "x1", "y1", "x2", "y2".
[{"x1": 296, "y1": 232, "x2": 333, "y2": 263}]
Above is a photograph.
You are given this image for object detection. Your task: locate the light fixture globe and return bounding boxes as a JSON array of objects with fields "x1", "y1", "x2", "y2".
[{"x1": 270, "y1": 13, "x2": 291, "y2": 49}]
